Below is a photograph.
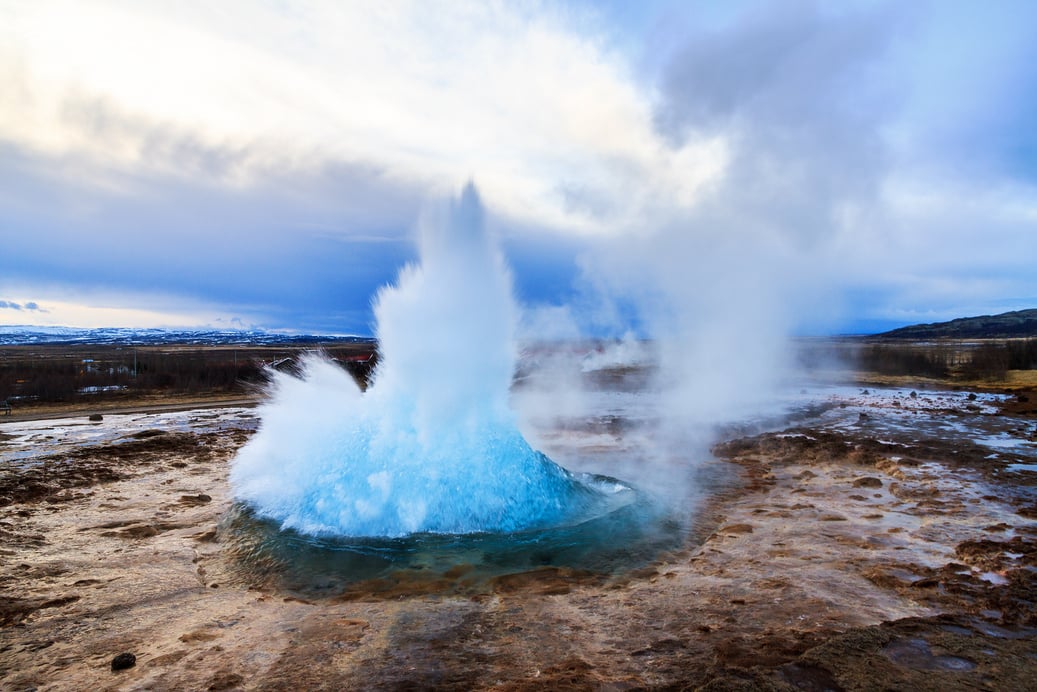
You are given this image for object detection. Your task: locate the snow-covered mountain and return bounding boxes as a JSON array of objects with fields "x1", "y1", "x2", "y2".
[{"x1": 0, "y1": 325, "x2": 373, "y2": 346}]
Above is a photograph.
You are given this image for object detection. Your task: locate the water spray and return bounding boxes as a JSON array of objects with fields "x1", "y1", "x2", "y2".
[{"x1": 230, "y1": 183, "x2": 627, "y2": 538}]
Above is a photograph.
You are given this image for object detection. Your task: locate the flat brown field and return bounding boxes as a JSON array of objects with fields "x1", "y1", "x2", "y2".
[
  {"x1": 0, "y1": 392, "x2": 260, "y2": 423},
  {"x1": 0, "y1": 341, "x2": 376, "y2": 422},
  {"x1": 2, "y1": 381, "x2": 1036, "y2": 690},
  {"x1": 853, "y1": 369, "x2": 1037, "y2": 392}
]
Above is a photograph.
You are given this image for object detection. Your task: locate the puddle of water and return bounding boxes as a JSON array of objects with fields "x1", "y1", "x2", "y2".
[
  {"x1": 882, "y1": 638, "x2": 977, "y2": 672},
  {"x1": 978, "y1": 571, "x2": 1009, "y2": 586},
  {"x1": 976, "y1": 435, "x2": 1035, "y2": 451},
  {"x1": 970, "y1": 620, "x2": 1037, "y2": 640}
]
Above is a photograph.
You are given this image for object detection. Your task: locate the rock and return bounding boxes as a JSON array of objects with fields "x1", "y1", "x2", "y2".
[
  {"x1": 111, "y1": 652, "x2": 136, "y2": 671},
  {"x1": 488, "y1": 566, "x2": 600, "y2": 595},
  {"x1": 194, "y1": 528, "x2": 218, "y2": 542},
  {"x1": 89, "y1": 414, "x2": 103, "y2": 422},
  {"x1": 780, "y1": 663, "x2": 843, "y2": 691},
  {"x1": 207, "y1": 672, "x2": 245, "y2": 690},
  {"x1": 853, "y1": 477, "x2": 883, "y2": 488}
]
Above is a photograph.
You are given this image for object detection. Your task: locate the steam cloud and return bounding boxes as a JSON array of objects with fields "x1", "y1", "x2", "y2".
[{"x1": 534, "y1": 5, "x2": 896, "y2": 430}]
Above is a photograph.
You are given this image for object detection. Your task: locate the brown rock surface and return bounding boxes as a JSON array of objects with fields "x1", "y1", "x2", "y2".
[{"x1": 2, "y1": 391, "x2": 1035, "y2": 690}]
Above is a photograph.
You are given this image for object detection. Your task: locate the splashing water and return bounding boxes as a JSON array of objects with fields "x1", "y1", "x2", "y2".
[{"x1": 230, "y1": 184, "x2": 622, "y2": 538}]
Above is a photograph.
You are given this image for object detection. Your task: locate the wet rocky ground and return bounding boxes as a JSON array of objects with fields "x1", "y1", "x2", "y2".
[{"x1": 1, "y1": 385, "x2": 1035, "y2": 690}]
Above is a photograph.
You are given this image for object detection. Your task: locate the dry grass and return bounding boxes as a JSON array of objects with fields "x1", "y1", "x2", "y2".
[
  {"x1": 855, "y1": 369, "x2": 1037, "y2": 391},
  {"x1": 1, "y1": 391, "x2": 261, "y2": 421}
]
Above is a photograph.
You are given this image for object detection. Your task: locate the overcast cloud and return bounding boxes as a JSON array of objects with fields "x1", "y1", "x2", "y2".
[{"x1": 0, "y1": 0, "x2": 1035, "y2": 334}]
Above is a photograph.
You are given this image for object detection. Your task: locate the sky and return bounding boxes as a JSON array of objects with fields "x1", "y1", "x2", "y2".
[{"x1": 1, "y1": 0, "x2": 1036, "y2": 336}]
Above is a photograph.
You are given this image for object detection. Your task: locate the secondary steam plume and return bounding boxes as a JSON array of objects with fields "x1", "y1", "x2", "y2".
[{"x1": 230, "y1": 183, "x2": 611, "y2": 538}]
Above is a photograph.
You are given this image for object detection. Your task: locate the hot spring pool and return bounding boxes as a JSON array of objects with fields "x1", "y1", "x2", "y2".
[{"x1": 219, "y1": 472, "x2": 686, "y2": 597}]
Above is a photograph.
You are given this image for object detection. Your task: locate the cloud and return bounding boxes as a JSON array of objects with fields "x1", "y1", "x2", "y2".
[
  {"x1": 0, "y1": 299, "x2": 46, "y2": 313},
  {"x1": 538, "y1": 3, "x2": 903, "y2": 421},
  {"x1": 0, "y1": 0, "x2": 725, "y2": 236},
  {"x1": 885, "y1": 1, "x2": 1037, "y2": 182},
  {"x1": 0, "y1": 291, "x2": 232, "y2": 329},
  {"x1": 658, "y1": 2, "x2": 898, "y2": 238},
  {"x1": 611, "y1": 1, "x2": 1037, "y2": 336},
  {"x1": 0, "y1": 0, "x2": 733, "y2": 332},
  {"x1": 1, "y1": 0, "x2": 1035, "y2": 338}
]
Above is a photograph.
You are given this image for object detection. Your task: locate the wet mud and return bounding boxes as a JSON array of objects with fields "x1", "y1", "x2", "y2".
[{"x1": 1, "y1": 387, "x2": 1035, "y2": 690}]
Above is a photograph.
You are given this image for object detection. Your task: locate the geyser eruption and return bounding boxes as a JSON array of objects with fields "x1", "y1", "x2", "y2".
[{"x1": 231, "y1": 184, "x2": 616, "y2": 538}]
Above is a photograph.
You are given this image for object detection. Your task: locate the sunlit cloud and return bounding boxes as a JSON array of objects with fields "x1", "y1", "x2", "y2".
[
  {"x1": 0, "y1": 0, "x2": 725, "y2": 235},
  {"x1": 0, "y1": 294, "x2": 236, "y2": 330}
]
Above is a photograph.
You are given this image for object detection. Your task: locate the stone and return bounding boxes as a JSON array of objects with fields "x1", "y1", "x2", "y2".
[{"x1": 111, "y1": 652, "x2": 136, "y2": 671}]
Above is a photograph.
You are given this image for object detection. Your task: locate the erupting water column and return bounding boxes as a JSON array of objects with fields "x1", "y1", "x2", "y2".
[{"x1": 230, "y1": 184, "x2": 606, "y2": 538}]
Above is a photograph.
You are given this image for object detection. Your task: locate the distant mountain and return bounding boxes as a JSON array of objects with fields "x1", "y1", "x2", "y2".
[
  {"x1": 875, "y1": 309, "x2": 1037, "y2": 339},
  {"x1": 0, "y1": 325, "x2": 375, "y2": 347}
]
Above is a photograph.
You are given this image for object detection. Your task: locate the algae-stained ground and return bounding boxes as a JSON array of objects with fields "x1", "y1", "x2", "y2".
[{"x1": 1, "y1": 384, "x2": 1036, "y2": 690}]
